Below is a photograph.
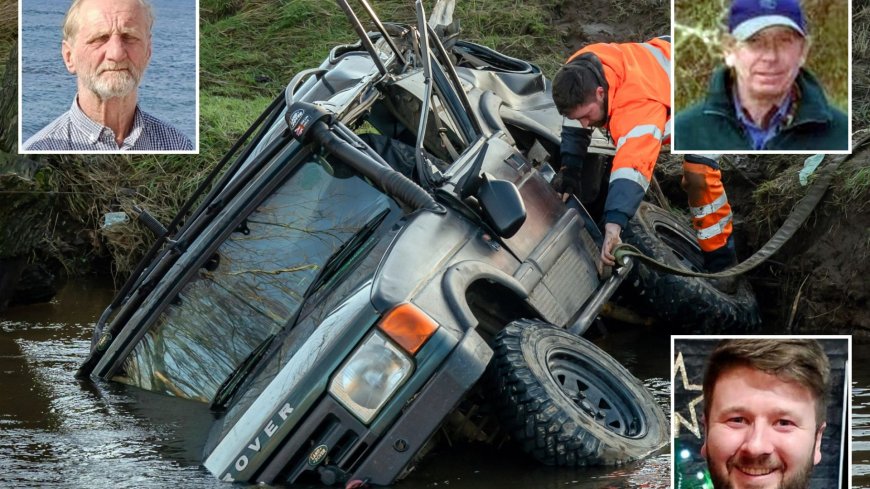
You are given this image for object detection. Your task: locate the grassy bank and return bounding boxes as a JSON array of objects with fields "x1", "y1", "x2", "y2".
[
  {"x1": 4, "y1": 0, "x2": 573, "y2": 277},
  {"x1": 0, "y1": 0, "x2": 13, "y2": 78},
  {"x1": 199, "y1": 0, "x2": 563, "y2": 100}
]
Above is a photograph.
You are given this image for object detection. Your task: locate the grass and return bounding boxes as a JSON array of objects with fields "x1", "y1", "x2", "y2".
[
  {"x1": 199, "y1": 93, "x2": 273, "y2": 160},
  {"x1": 0, "y1": 0, "x2": 15, "y2": 79},
  {"x1": 198, "y1": 0, "x2": 564, "y2": 98},
  {"x1": 44, "y1": 154, "x2": 220, "y2": 277},
  {"x1": 856, "y1": 4, "x2": 870, "y2": 59},
  {"x1": 838, "y1": 163, "x2": 870, "y2": 209},
  {"x1": 748, "y1": 167, "x2": 802, "y2": 235},
  {"x1": 200, "y1": 0, "x2": 357, "y2": 98},
  {"x1": 854, "y1": 4, "x2": 870, "y2": 128},
  {"x1": 453, "y1": 0, "x2": 561, "y2": 70},
  {"x1": 674, "y1": 0, "x2": 849, "y2": 112},
  {"x1": 747, "y1": 149, "x2": 870, "y2": 244}
]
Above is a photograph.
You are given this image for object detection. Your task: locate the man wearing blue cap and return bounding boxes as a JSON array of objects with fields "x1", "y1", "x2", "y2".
[{"x1": 674, "y1": 0, "x2": 848, "y2": 151}]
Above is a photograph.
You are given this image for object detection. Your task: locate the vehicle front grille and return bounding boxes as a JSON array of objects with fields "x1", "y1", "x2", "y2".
[{"x1": 257, "y1": 395, "x2": 378, "y2": 485}]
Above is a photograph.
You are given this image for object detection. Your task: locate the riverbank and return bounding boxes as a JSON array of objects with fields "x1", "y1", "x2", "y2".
[{"x1": 1, "y1": 0, "x2": 868, "y2": 333}]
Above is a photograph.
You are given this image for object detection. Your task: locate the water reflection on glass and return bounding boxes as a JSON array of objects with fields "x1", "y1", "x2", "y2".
[{"x1": 117, "y1": 160, "x2": 392, "y2": 402}]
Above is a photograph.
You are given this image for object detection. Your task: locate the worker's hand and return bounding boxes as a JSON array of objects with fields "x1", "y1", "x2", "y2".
[
  {"x1": 598, "y1": 222, "x2": 622, "y2": 275},
  {"x1": 551, "y1": 166, "x2": 582, "y2": 197}
]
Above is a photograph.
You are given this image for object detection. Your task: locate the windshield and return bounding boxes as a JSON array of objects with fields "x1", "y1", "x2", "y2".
[{"x1": 114, "y1": 157, "x2": 394, "y2": 402}]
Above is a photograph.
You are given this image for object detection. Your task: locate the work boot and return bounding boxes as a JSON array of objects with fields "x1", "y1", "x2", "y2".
[{"x1": 703, "y1": 241, "x2": 738, "y2": 293}]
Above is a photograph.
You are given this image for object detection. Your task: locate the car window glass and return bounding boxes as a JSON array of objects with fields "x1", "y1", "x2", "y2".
[{"x1": 115, "y1": 159, "x2": 392, "y2": 402}]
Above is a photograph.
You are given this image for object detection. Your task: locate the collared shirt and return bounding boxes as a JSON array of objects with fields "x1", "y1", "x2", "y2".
[
  {"x1": 674, "y1": 67, "x2": 848, "y2": 151},
  {"x1": 23, "y1": 99, "x2": 193, "y2": 151},
  {"x1": 732, "y1": 89, "x2": 795, "y2": 150}
]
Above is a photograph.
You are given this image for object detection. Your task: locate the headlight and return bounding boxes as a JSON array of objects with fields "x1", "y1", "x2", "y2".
[{"x1": 329, "y1": 331, "x2": 413, "y2": 423}]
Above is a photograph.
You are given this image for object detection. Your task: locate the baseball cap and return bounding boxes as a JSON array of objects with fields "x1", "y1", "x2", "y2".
[{"x1": 729, "y1": 0, "x2": 806, "y2": 41}]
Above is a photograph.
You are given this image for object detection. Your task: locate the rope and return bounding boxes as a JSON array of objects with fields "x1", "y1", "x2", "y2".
[{"x1": 613, "y1": 137, "x2": 868, "y2": 278}]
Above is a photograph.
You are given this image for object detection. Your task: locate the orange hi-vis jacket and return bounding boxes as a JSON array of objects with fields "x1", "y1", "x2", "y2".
[{"x1": 566, "y1": 38, "x2": 671, "y2": 228}]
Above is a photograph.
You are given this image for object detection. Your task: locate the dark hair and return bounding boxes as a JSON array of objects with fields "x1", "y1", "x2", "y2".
[
  {"x1": 702, "y1": 339, "x2": 831, "y2": 427},
  {"x1": 552, "y1": 54, "x2": 606, "y2": 115}
]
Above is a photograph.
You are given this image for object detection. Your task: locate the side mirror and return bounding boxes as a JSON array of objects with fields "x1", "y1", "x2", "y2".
[{"x1": 477, "y1": 173, "x2": 526, "y2": 238}]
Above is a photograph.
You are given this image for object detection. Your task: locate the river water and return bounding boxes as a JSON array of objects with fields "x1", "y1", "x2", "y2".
[
  {"x1": 0, "y1": 279, "x2": 675, "y2": 489},
  {"x1": 2, "y1": 279, "x2": 865, "y2": 488}
]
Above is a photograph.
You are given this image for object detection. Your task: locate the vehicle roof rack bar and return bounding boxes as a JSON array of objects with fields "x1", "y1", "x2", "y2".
[
  {"x1": 355, "y1": 0, "x2": 407, "y2": 67},
  {"x1": 426, "y1": 23, "x2": 484, "y2": 137},
  {"x1": 336, "y1": 0, "x2": 387, "y2": 76},
  {"x1": 413, "y1": 0, "x2": 438, "y2": 188}
]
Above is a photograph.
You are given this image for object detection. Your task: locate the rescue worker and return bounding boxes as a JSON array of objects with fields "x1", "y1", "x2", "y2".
[{"x1": 551, "y1": 37, "x2": 738, "y2": 279}]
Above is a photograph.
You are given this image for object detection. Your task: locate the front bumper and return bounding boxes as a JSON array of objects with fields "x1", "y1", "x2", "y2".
[
  {"x1": 205, "y1": 320, "x2": 491, "y2": 486},
  {"x1": 255, "y1": 327, "x2": 491, "y2": 486},
  {"x1": 349, "y1": 327, "x2": 491, "y2": 486}
]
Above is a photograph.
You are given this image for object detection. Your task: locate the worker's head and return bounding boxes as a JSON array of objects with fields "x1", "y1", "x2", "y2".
[
  {"x1": 553, "y1": 53, "x2": 608, "y2": 128},
  {"x1": 722, "y1": 0, "x2": 809, "y2": 104},
  {"x1": 701, "y1": 338, "x2": 830, "y2": 489}
]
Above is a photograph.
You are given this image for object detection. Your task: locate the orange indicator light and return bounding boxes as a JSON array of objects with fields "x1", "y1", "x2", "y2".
[{"x1": 378, "y1": 303, "x2": 439, "y2": 355}]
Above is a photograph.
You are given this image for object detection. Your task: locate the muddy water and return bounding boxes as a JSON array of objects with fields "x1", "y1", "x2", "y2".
[{"x1": 0, "y1": 280, "x2": 694, "y2": 488}]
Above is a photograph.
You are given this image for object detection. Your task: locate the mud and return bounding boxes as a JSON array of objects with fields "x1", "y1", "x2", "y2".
[
  {"x1": 553, "y1": 0, "x2": 670, "y2": 50},
  {"x1": 746, "y1": 158, "x2": 870, "y2": 334}
]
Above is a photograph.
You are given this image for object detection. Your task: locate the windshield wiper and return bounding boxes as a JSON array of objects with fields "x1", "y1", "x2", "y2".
[
  {"x1": 211, "y1": 333, "x2": 276, "y2": 411},
  {"x1": 304, "y1": 208, "x2": 390, "y2": 299},
  {"x1": 209, "y1": 209, "x2": 390, "y2": 411}
]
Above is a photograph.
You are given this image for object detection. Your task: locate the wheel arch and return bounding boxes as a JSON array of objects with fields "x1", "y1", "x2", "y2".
[{"x1": 441, "y1": 260, "x2": 540, "y2": 338}]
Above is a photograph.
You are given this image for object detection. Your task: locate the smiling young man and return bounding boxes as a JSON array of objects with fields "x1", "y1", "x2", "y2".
[
  {"x1": 674, "y1": 0, "x2": 848, "y2": 151},
  {"x1": 701, "y1": 339, "x2": 830, "y2": 489},
  {"x1": 23, "y1": 0, "x2": 192, "y2": 151}
]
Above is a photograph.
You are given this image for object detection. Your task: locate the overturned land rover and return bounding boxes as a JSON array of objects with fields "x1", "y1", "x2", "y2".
[{"x1": 80, "y1": 1, "x2": 757, "y2": 486}]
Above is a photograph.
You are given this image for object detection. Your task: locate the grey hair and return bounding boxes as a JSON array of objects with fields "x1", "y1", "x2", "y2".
[{"x1": 62, "y1": 0, "x2": 154, "y2": 42}]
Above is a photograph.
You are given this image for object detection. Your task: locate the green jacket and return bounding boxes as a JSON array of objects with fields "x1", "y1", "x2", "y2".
[{"x1": 674, "y1": 67, "x2": 848, "y2": 151}]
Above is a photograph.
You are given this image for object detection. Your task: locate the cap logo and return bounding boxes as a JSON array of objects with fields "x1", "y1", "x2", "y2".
[{"x1": 760, "y1": 0, "x2": 777, "y2": 9}]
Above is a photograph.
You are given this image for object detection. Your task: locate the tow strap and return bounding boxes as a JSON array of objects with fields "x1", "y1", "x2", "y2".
[{"x1": 612, "y1": 138, "x2": 866, "y2": 278}]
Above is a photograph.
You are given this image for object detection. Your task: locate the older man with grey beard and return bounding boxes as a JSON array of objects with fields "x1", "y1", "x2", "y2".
[{"x1": 23, "y1": 0, "x2": 192, "y2": 151}]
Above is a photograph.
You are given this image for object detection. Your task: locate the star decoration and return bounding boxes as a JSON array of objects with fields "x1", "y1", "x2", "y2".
[{"x1": 673, "y1": 350, "x2": 704, "y2": 439}]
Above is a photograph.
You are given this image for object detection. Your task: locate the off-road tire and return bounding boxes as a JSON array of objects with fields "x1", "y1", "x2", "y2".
[
  {"x1": 623, "y1": 202, "x2": 761, "y2": 332},
  {"x1": 490, "y1": 319, "x2": 668, "y2": 466}
]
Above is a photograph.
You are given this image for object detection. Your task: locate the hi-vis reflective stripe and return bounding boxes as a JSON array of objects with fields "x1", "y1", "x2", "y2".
[
  {"x1": 616, "y1": 124, "x2": 662, "y2": 151},
  {"x1": 639, "y1": 41, "x2": 671, "y2": 144},
  {"x1": 610, "y1": 167, "x2": 651, "y2": 190},
  {"x1": 640, "y1": 42, "x2": 671, "y2": 85},
  {"x1": 697, "y1": 212, "x2": 733, "y2": 240},
  {"x1": 690, "y1": 193, "x2": 729, "y2": 219}
]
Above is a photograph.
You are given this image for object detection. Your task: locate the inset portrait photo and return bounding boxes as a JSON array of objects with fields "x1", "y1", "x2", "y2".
[
  {"x1": 672, "y1": 336, "x2": 850, "y2": 489},
  {"x1": 19, "y1": 0, "x2": 198, "y2": 153},
  {"x1": 672, "y1": 0, "x2": 850, "y2": 153}
]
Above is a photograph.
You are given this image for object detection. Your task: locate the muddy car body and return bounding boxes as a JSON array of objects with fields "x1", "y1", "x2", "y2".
[{"x1": 77, "y1": 2, "x2": 738, "y2": 486}]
